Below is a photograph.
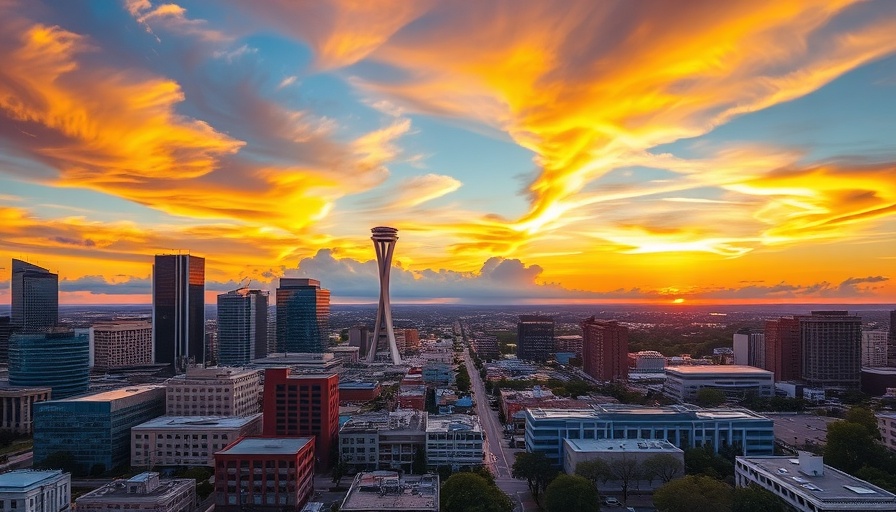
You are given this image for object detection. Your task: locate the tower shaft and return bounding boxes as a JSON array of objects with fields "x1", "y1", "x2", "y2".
[{"x1": 367, "y1": 227, "x2": 401, "y2": 364}]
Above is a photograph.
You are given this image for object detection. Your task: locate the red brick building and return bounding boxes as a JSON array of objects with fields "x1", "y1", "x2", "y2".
[
  {"x1": 262, "y1": 368, "x2": 339, "y2": 468},
  {"x1": 339, "y1": 381, "x2": 382, "y2": 404},
  {"x1": 214, "y1": 436, "x2": 314, "y2": 511},
  {"x1": 764, "y1": 317, "x2": 801, "y2": 382},
  {"x1": 581, "y1": 317, "x2": 629, "y2": 381}
]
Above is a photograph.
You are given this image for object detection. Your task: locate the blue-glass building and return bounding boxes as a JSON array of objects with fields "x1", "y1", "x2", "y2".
[
  {"x1": 11, "y1": 259, "x2": 58, "y2": 333},
  {"x1": 217, "y1": 288, "x2": 268, "y2": 365},
  {"x1": 34, "y1": 385, "x2": 166, "y2": 474},
  {"x1": 276, "y1": 278, "x2": 330, "y2": 353},
  {"x1": 525, "y1": 404, "x2": 774, "y2": 466},
  {"x1": 9, "y1": 330, "x2": 89, "y2": 398}
]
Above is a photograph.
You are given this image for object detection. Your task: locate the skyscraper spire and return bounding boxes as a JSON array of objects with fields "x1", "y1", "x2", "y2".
[{"x1": 367, "y1": 226, "x2": 402, "y2": 364}]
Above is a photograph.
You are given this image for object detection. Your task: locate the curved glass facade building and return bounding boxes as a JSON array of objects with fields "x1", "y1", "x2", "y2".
[{"x1": 9, "y1": 330, "x2": 90, "y2": 398}]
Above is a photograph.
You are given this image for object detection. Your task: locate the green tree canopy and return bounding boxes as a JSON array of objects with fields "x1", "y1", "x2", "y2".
[
  {"x1": 642, "y1": 453, "x2": 684, "y2": 483},
  {"x1": 440, "y1": 472, "x2": 513, "y2": 512},
  {"x1": 695, "y1": 388, "x2": 727, "y2": 407},
  {"x1": 653, "y1": 475, "x2": 733, "y2": 512},
  {"x1": 511, "y1": 451, "x2": 557, "y2": 504},
  {"x1": 825, "y1": 420, "x2": 878, "y2": 474},
  {"x1": 845, "y1": 407, "x2": 881, "y2": 440},
  {"x1": 544, "y1": 474, "x2": 600, "y2": 512},
  {"x1": 575, "y1": 458, "x2": 612, "y2": 485},
  {"x1": 732, "y1": 484, "x2": 785, "y2": 512}
]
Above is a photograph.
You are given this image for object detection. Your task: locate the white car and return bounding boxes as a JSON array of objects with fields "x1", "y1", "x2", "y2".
[{"x1": 603, "y1": 497, "x2": 621, "y2": 507}]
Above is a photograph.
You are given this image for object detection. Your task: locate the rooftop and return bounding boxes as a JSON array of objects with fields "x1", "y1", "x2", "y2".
[
  {"x1": 55, "y1": 385, "x2": 165, "y2": 403},
  {"x1": 0, "y1": 470, "x2": 66, "y2": 490},
  {"x1": 133, "y1": 414, "x2": 262, "y2": 430},
  {"x1": 426, "y1": 414, "x2": 481, "y2": 433},
  {"x1": 526, "y1": 404, "x2": 770, "y2": 422},
  {"x1": 341, "y1": 471, "x2": 438, "y2": 512},
  {"x1": 739, "y1": 455, "x2": 896, "y2": 504},
  {"x1": 76, "y1": 475, "x2": 194, "y2": 503},
  {"x1": 665, "y1": 365, "x2": 773, "y2": 376},
  {"x1": 218, "y1": 437, "x2": 311, "y2": 455},
  {"x1": 564, "y1": 438, "x2": 683, "y2": 453}
]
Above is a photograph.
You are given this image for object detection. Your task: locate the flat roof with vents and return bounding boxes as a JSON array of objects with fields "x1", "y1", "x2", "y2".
[{"x1": 218, "y1": 437, "x2": 311, "y2": 455}]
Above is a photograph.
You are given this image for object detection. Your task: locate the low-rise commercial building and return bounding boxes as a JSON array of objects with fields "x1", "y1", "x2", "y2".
[
  {"x1": 340, "y1": 472, "x2": 438, "y2": 512},
  {"x1": 34, "y1": 385, "x2": 166, "y2": 473},
  {"x1": 339, "y1": 381, "x2": 382, "y2": 404},
  {"x1": 421, "y1": 362, "x2": 454, "y2": 386},
  {"x1": 251, "y1": 352, "x2": 344, "y2": 374},
  {"x1": 331, "y1": 346, "x2": 361, "y2": 365},
  {"x1": 339, "y1": 410, "x2": 427, "y2": 472},
  {"x1": 630, "y1": 351, "x2": 666, "y2": 373},
  {"x1": 214, "y1": 437, "x2": 315, "y2": 512},
  {"x1": 132, "y1": 414, "x2": 263, "y2": 467},
  {"x1": 735, "y1": 453, "x2": 896, "y2": 511},
  {"x1": 0, "y1": 470, "x2": 70, "y2": 512},
  {"x1": 664, "y1": 365, "x2": 774, "y2": 402},
  {"x1": 165, "y1": 366, "x2": 260, "y2": 417},
  {"x1": 0, "y1": 383, "x2": 51, "y2": 434},
  {"x1": 75, "y1": 472, "x2": 196, "y2": 512},
  {"x1": 877, "y1": 413, "x2": 896, "y2": 452},
  {"x1": 525, "y1": 404, "x2": 774, "y2": 465},
  {"x1": 426, "y1": 414, "x2": 483, "y2": 471},
  {"x1": 562, "y1": 438, "x2": 684, "y2": 477}
]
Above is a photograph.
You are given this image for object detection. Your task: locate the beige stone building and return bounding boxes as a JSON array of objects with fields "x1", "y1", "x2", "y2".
[
  {"x1": 90, "y1": 320, "x2": 153, "y2": 370},
  {"x1": 0, "y1": 383, "x2": 51, "y2": 433},
  {"x1": 165, "y1": 366, "x2": 260, "y2": 417}
]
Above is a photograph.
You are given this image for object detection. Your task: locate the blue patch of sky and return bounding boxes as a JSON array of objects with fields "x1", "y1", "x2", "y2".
[{"x1": 651, "y1": 55, "x2": 896, "y2": 164}]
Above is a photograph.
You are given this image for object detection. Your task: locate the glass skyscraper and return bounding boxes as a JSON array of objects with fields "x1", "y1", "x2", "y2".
[
  {"x1": 517, "y1": 315, "x2": 554, "y2": 362},
  {"x1": 11, "y1": 259, "x2": 58, "y2": 334},
  {"x1": 217, "y1": 288, "x2": 269, "y2": 365},
  {"x1": 152, "y1": 254, "x2": 205, "y2": 372},
  {"x1": 9, "y1": 330, "x2": 90, "y2": 398},
  {"x1": 276, "y1": 278, "x2": 330, "y2": 353}
]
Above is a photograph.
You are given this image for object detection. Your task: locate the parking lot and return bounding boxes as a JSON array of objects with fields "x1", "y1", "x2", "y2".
[{"x1": 765, "y1": 413, "x2": 838, "y2": 447}]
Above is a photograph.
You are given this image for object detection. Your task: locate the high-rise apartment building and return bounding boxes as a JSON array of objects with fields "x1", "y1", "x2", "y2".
[
  {"x1": 89, "y1": 320, "x2": 153, "y2": 370},
  {"x1": 764, "y1": 317, "x2": 801, "y2": 382},
  {"x1": 348, "y1": 325, "x2": 370, "y2": 355},
  {"x1": 580, "y1": 316, "x2": 629, "y2": 381},
  {"x1": 217, "y1": 288, "x2": 269, "y2": 366},
  {"x1": 800, "y1": 311, "x2": 862, "y2": 389},
  {"x1": 9, "y1": 330, "x2": 90, "y2": 398},
  {"x1": 165, "y1": 366, "x2": 260, "y2": 417},
  {"x1": 153, "y1": 254, "x2": 205, "y2": 372},
  {"x1": 733, "y1": 329, "x2": 765, "y2": 368},
  {"x1": 888, "y1": 310, "x2": 896, "y2": 367},
  {"x1": 863, "y1": 330, "x2": 889, "y2": 367},
  {"x1": 11, "y1": 258, "x2": 58, "y2": 333},
  {"x1": 262, "y1": 368, "x2": 339, "y2": 468},
  {"x1": 0, "y1": 316, "x2": 10, "y2": 363},
  {"x1": 276, "y1": 278, "x2": 330, "y2": 353},
  {"x1": 517, "y1": 315, "x2": 554, "y2": 362}
]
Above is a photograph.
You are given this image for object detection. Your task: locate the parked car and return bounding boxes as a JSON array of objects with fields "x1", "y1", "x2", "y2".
[{"x1": 603, "y1": 497, "x2": 621, "y2": 507}]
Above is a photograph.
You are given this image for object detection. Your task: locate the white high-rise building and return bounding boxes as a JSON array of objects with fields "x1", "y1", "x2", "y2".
[
  {"x1": 366, "y1": 226, "x2": 402, "y2": 364},
  {"x1": 863, "y1": 330, "x2": 889, "y2": 367}
]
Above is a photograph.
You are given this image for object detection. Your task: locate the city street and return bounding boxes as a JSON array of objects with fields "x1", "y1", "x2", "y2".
[{"x1": 464, "y1": 348, "x2": 536, "y2": 512}]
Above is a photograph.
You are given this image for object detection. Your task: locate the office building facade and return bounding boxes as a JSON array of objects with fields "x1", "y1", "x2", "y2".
[
  {"x1": 664, "y1": 365, "x2": 774, "y2": 402},
  {"x1": 426, "y1": 414, "x2": 484, "y2": 471},
  {"x1": 581, "y1": 317, "x2": 629, "y2": 381},
  {"x1": 863, "y1": 330, "x2": 889, "y2": 367},
  {"x1": 800, "y1": 311, "x2": 862, "y2": 389},
  {"x1": 9, "y1": 330, "x2": 89, "y2": 398},
  {"x1": 218, "y1": 288, "x2": 269, "y2": 366},
  {"x1": 34, "y1": 386, "x2": 167, "y2": 473},
  {"x1": 889, "y1": 310, "x2": 896, "y2": 367},
  {"x1": 10, "y1": 259, "x2": 58, "y2": 334},
  {"x1": 132, "y1": 414, "x2": 263, "y2": 467},
  {"x1": 517, "y1": 315, "x2": 554, "y2": 362},
  {"x1": 165, "y1": 366, "x2": 260, "y2": 417},
  {"x1": 153, "y1": 254, "x2": 205, "y2": 372},
  {"x1": 0, "y1": 316, "x2": 10, "y2": 364},
  {"x1": 764, "y1": 317, "x2": 801, "y2": 382},
  {"x1": 525, "y1": 404, "x2": 774, "y2": 465},
  {"x1": 214, "y1": 437, "x2": 315, "y2": 512},
  {"x1": 90, "y1": 320, "x2": 153, "y2": 370},
  {"x1": 733, "y1": 329, "x2": 765, "y2": 368},
  {"x1": 0, "y1": 470, "x2": 70, "y2": 512},
  {"x1": 276, "y1": 278, "x2": 330, "y2": 353},
  {"x1": 262, "y1": 368, "x2": 339, "y2": 468},
  {"x1": 339, "y1": 410, "x2": 427, "y2": 472}
]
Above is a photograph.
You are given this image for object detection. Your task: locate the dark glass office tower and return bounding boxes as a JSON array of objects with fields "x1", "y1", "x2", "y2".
[
  {"x1": 276, "y1": 278, "x2": 330, "y2": 353},
  {"x1": 217, "y1": 287, "x2": 269, "y2": 365},
  {"x1": 517, "y1": 315, "x2": 554, "y2": 362},
  {"x1": 0, "y1": 316, "x2": 10, "y2": 364},
  {"x1": 153, "y1": 254, "x2": 205, "y2": 372},
  {"x1": 11, "y1": 259, "x2": 58, "y2": 333}
]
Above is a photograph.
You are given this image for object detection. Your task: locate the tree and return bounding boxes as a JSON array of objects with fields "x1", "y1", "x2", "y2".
[
  {"x1": 511, "y1": 451, "x2": 556, "y2": 504},
  {"x1": 36, "y1": 451, "x2": 82, "y2": 476},
  {"x1": 440, "y1": 472, "x2": 513, "y2": 512},
  {"x1": 825, "y1": 420, "x2": 877, "y2": 473},
  {"x1": 412, "y1": 447, "x2": 427, "y2": 475},
  {"x1": 732, "y1": 484, "x2": 785, "y2": 512},
  {"x1": 642, "y1": 453, "x2": 684, "y2": 484},
  {"x1": 695, "y1": 388, "x2": 727, "y2": 407},
  {"x1": 575, "y1": 459, "x2": 612, "y2": 486},
  {"x1": 653, "y1": 475, "x2": 733, "y2": 512},
  {"x1": 845, "y1": 407, "x2": 881, "y2": 440},
  {"x1": 544, "y1": 474, "x2": 600, "y2": 512},
  {"x1": 608, "y1": 454, "x2": 642, "y2": 503},
  {"x1": 196, "y1": 480, "x2": 214, "y2": 500},
  {"x1": 685, "y1": 443, "x2": 733, "y2": 478},
  {"x1": 425, "y1": 388, "x2": 438, "y2": 414},
  {"x1": 331, "y1": 457, "x2": 349, "y2": 487}
]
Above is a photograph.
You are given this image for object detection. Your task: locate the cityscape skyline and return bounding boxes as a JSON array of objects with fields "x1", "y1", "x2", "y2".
[{"x1": 1, "y1": 1, "x2": 895, "y2": 306}]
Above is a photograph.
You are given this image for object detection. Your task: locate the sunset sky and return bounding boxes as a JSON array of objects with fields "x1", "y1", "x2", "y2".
[{"x1": 1, "y1": 0, "x2": 895, "y2": 305}]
